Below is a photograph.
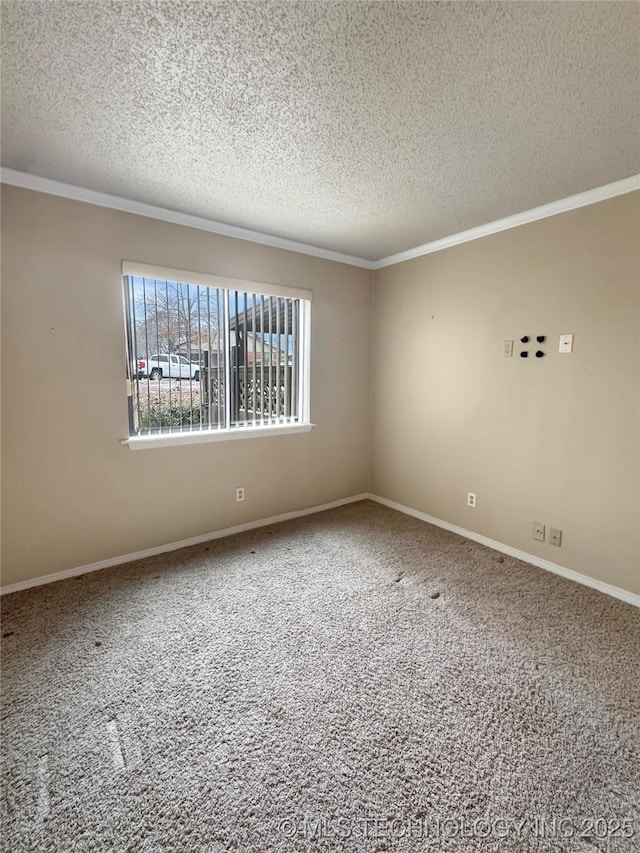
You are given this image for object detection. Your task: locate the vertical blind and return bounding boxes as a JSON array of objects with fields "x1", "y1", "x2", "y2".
[{"x1": 123, "y1": 265, "x2": 311, "y2": 437}]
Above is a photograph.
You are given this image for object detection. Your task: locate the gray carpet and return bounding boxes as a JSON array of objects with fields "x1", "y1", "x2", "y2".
[{"x1": 1, "y1": 500, "x2": 639, "y2": 852}]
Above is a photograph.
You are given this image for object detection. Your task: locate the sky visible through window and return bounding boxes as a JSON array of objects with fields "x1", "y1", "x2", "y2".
[{"x1": 131, "y1": 276, "x2": 293, "y2": 355}]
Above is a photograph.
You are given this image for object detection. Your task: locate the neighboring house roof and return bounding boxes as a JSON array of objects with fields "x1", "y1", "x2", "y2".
[{"x1": 176, "y1": 330, "x2": 286, "y2": 362}]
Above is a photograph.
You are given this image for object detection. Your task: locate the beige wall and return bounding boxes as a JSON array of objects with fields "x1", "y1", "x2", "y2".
[
  {"x1": 371, "y1": 192, "x2": 640, "y2": 595},
  {"x1": 1, "y1": 186, "x2": 372, "y2": 586},
  {"x1": 3, "y1": 187, "x2": 639, "y2": 596}
]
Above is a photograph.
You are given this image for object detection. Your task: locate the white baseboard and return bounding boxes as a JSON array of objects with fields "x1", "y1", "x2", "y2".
[
  {"x1": 368, "y1": 494, "x2": 640, "y2": 608},
  {"x1": 3, "y1": 492, "x2": 638, "y2": 607},
  {"x1": 0, "y1": 494, "x2": 369, "y2": 596}
]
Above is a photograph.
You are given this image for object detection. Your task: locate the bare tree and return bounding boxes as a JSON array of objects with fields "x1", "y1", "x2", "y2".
[{"x1": 133, "y1": 280, "x2": 219, "y2": 358}]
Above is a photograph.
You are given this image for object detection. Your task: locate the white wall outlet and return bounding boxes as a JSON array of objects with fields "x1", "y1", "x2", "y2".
[
  {"x1": 501, "y1": 340, "x2": 514, "y2": 357},
  {"x1": 467, "y1": 492, "x2": 477, "y2": 508},
  {"x1": 236, "y1": 487, "x2": 245, "y2": 502},
  {"x1": 549, "y1": 527, "x2": 562, "y2": 547},
  {"x1": 559, "y1": 334, "x2": 574, "y2": 353},
  {"x1": 532, "y1": 522, "x2": 545, "y2": 542}
]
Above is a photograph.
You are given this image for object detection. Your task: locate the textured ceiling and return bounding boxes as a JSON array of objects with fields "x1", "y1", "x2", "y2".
[{"x1": 2, "y1": 1, "x2": 639, "y2": 261}]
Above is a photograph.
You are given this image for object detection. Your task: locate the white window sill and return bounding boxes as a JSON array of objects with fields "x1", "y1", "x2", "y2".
[{"x1": 121, "y1": 422, "x2": 314, "y2": 450}]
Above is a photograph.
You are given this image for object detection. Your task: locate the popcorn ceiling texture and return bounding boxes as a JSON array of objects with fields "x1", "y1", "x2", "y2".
[
  {"x1": 1, "y1": 1, "x2": 638, "y2": 260},
  {"x1": 1, "y1": 501, "x2": 639, "y2": 852}
]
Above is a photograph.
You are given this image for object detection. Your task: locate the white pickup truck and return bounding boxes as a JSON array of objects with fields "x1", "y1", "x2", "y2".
[{"x1": 138, "y1": 354, "x2": 200, "y2": 381}]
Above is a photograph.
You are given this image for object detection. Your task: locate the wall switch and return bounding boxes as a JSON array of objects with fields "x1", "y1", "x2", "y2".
[
  {"x1": 467, "y1": 492, "x2": 477, "y2": 508},
  {"x1": 549, "y1": 527, "x2": 562, "y2": 547},
  {"x1": 236, "y1": 487, "x2": 245, "y2": 502},
  {"x1": 559, "y1": 334, "x2": 574, "y2": 353},
  {"x1": 532, "y1": 522, "x2": 545, "y2": 542},
  {"x1": 501, "y1": 340, "x2": 514, "y2": 357}
]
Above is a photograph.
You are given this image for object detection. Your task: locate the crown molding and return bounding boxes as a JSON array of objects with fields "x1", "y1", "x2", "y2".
[
  {"x1": 0, "y1": 167, "x2": 375, "y2": 270},
  {"x1": 2, "y1": 167, "x2": 637, "y2": 271},
  {"x1": 372, "y1": 174, "x2": 640, "y2": 269}
]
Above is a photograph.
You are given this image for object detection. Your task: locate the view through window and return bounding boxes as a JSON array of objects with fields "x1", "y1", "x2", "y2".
[{"x1": 123, "y1": 267, "x2": 310, "y2": 438}]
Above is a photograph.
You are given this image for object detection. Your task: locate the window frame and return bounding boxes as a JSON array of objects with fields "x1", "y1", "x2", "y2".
[{"x1": 121, "y1": 261, "x2": 313, "y2": 450}]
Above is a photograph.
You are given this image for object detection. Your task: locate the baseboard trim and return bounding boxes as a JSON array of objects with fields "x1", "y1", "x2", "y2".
[
  {"x1": 368, "y1": 494, "x2": 640, "y2": 608},
  {"x1": 0, "y1": 494, "x2": 369, "y2": 596},
  {"x1": 3, "y1": 493, "x2": 637, "y2": 606}
]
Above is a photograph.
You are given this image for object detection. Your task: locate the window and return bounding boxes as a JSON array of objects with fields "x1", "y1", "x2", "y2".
[{"x1": 122, "y1": 262, "x2": 311, "y2": 447}]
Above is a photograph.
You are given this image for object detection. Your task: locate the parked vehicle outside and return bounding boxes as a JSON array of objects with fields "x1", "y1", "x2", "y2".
[{"x1": 139, "y1": 354, "x2": 200, "y2": 381}]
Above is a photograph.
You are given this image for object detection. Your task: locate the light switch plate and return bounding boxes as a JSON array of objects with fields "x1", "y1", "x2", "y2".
[
  {"x1": 559, "y1": 334, "x2": 574, "y2": 353},
  {"x1": 501, "y1": 340, "x2": 514, "y2": 357}
]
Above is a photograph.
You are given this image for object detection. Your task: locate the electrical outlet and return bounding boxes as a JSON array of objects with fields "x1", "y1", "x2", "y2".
[
  {"x1": 549, "y1": 527, "x2": 562, "y2": 547},
  {"x1": 532, "y1": 522, "x2": 545, "y2": 542},
  {"x1": 501, "y1": 340, "x2": 514, "y2": 358},
  {"x1": 236, "y1": 487, "x2": 245, "y2": 502},
  {"x1": 467, "y1": 492, "x2": 477, "y2": 508}
]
